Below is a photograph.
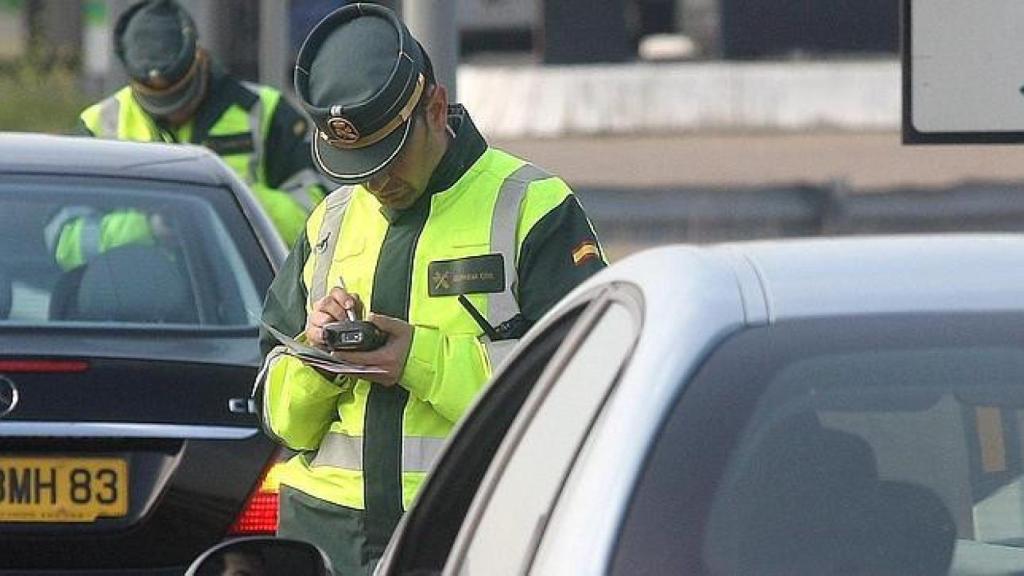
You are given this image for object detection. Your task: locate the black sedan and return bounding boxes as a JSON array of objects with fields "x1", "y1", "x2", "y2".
[{"x1": 0, "y1": 133, "x2": 287, "y2": 574}]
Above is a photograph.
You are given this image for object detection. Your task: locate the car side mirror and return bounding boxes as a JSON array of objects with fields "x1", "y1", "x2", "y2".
[{"x1": 184, "y1": 536, "x2": 333, "y2": 576}]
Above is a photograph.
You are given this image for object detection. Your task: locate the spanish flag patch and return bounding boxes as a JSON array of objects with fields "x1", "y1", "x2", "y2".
[{"x1": 572, "y1": 241, "x2": 600, "y2": 266}]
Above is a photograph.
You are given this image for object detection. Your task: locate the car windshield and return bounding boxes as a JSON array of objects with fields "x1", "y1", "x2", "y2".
[{"x1": 0, "y1": 178, "x2": 268, "y2": 328}]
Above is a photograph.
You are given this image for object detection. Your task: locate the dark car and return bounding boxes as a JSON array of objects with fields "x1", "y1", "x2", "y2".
[{"x1": 0, "y1": 133, "x2": 287, "y2": 574}]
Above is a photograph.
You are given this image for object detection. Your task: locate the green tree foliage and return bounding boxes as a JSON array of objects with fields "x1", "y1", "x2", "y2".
[{"x1": 0, "y1": 58, "x2": 87, "y2": 133}]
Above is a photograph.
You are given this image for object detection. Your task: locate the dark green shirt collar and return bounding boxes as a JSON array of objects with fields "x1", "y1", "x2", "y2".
[
  {"x1": 164, "y1": 62, "x2": 258, "y2": 144},
  {"x1": 149, "y1": 62, "x2": 255, "y2": 143},
  {"x1": 380, "y1": 105, "x2": 487, "y2": 224}
]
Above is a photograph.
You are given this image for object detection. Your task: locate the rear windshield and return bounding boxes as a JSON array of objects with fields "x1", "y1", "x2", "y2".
[{"x1": 0, "y1": 178, "x2": 272, "y2": 328}]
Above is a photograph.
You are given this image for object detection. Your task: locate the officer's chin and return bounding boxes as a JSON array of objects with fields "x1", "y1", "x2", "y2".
[
  {"x1": 162, "y1": 105, "x2": 197, "y2": 126},
  {"x1": 142, "y1": 97, "x2": 200, "y2": 127},
  {"x1": 372, "y1": 181, "x2": 420, "y2": 210}
]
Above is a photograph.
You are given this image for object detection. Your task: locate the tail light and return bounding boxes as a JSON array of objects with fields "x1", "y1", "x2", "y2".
[
  {"x1": 228, "y1": 457, "x2": 284, "y2": 535},
  {"x1": 0, "y1": 359, "x2": 89, "y2": 373}
]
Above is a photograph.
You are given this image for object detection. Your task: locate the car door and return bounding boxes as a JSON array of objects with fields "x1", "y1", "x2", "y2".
[
  {"x1": 439, "y1": 283, "x2": 643, "y2": 575},
  {"x1": 376, "y1": 281, "x2": 643, "y2": 576}
]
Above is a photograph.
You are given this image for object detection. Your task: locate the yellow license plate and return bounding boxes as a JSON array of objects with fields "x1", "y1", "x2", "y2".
[{"x1": 0, "y1": 457, "x2": 128, "y2": 522}]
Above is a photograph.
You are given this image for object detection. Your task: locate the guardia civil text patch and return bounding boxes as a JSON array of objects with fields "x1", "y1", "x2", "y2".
[{"x1": 428, "y1": 254, "x2": 505, "y2": 296}]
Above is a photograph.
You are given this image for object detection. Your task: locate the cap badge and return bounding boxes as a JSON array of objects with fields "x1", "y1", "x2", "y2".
[
  {"x1": 148, "y1": 69, "x2": 168, "y2": 89},
  {"x1": 326, "y1": 116, "x2": 360, "y2": 146}
]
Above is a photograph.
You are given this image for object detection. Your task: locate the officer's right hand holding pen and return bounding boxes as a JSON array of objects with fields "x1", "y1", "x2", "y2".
[{"x1": 305, "y1": 285, "x2": 413, "y2": 386}]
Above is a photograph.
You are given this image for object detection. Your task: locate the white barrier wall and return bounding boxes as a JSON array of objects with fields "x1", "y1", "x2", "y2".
[{"x1": 458, "y1": 59, "x2": 901, "y2": 138}]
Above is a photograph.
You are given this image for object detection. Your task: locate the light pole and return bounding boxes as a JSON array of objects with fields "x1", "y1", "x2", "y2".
[
  {"x1": 259, "y1": 0, "x2": 289, "y2": 91},
  {"x1": 402, "y1": 0, "x2": 457, "y2": 101}
]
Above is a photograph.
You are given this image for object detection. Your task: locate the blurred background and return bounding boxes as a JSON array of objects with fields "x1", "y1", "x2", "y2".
[{"x1": 4, "y1": 0, "x2": 1024, "y2": 260}]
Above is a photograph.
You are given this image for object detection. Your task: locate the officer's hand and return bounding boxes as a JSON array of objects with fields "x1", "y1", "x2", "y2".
[
  {"x1": 331, "y1": 314, "x2": 412, "y2": 387},
  {"x1": 305, "y1": 287, "x2": 364, "y2": 348}
]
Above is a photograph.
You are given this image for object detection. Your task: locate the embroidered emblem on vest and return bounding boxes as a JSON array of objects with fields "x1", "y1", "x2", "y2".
[{"x1": 428, "y1": 254, "x2": 505, "y2": 297}]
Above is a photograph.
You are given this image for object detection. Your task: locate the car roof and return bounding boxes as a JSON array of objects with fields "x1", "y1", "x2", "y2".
[
  {"x1": 576, "y1": 233, "x2": 1024, "y2": 325},
  {"x1": 720, "y1": 234, "x2": 1024, "y2": 321},
  {"x1": 0, "y1": 132, "x2": 229, "y2": 187}
]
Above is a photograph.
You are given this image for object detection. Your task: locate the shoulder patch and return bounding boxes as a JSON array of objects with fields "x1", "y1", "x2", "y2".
[{"x1": 572, "y1": 241, "x2": 600, "y2": 266}]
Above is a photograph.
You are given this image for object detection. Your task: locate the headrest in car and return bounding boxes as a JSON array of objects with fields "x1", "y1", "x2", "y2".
[{"x1": 75, "y1": 245, "x2": 193, "y2": 323}]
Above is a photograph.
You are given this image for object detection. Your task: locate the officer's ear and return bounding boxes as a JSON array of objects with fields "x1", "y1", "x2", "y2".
[{"x1": 424, "y1": 84, "x2": 449, "y2": 134}]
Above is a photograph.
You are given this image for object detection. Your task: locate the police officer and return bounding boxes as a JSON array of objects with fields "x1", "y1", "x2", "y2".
[
  {"x1": 255, "y1": 5, "x2": 607, "y2": 573},
  {"x1": 69, "y1": 0, "x2": 324, "y2": 253}
]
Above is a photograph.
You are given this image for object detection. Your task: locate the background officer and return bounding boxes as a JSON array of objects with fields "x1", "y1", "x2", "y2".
[
  {"x1": 255, "y1": 4, "x2": 607, "y2": 573},
  {"x1": 66, "y1": 0, "x2": 324, "y2": 258}
]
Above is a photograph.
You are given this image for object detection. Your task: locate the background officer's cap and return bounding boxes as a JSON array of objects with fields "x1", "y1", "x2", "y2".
[
  {"x1": 114, "y1": 0, "x2": 201, "y2": 117},
  {"x1": 295, "y1": 3, "x2": 429, "y2": 184}
]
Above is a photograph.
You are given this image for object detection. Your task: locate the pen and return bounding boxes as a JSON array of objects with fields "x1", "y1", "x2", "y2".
[{"x1": 337, "y1": 276, "x2": 358, "y2": 322}]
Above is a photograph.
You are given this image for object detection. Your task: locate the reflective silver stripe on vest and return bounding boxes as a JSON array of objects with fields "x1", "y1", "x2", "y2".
[
  {"x1": 483, "y1": 338, "x2": 518, "y2": 373},
  {"x1": 311, "y1": 431, "x2": 445, "y2": 473},
  {"x1": 309, "y1": 187, "x2": 355, "y2": 305},
  {"x1": 79, "y1": 212, "x2": 104, "y2": 262},
  {"x1": 43, "y1": 206, "x2": 96, "y2": 255},
  {"x1": 278, "y1": 168, "x2": 323, "y2": 211},
  {"x1": 98, "y1": 96, "x2": 120, "y2": 138},
  {"x1": 244, "y1": 88, "x2": 264, "y2": 185},
  {"x1": 310, "y1": 431, "x2": 363, "y2": 470},
  {"x1": 402, "y1": 436, "x2": 447, "y2": 473},
  {"x1": 487, "y1": 163, "x2": 551, "y2": 326}
]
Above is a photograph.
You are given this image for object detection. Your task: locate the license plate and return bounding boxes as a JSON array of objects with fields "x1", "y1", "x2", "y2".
[{"x1": 0, "y1": 457, "x2": 128, "y2": 522}]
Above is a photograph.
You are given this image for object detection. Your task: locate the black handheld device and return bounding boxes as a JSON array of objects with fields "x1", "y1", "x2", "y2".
[
  {"x1": 323, "y1": 319, "x2": 388, "y2": 351},
  {"x1": 322, "y1": 275, "x2": 389, "y2": 351}
]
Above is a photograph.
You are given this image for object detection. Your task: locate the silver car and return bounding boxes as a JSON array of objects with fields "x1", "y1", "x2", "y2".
[
  {"x1": 190, "y1": 234, "x2": 1024, "y2": 576},
  {"x1": 374, "y1": 234, "x2": 1024, "y2": 576}
]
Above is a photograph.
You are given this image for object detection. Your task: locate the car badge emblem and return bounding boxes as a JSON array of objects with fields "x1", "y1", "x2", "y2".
[{"x1": 0, "y1": 376, "x2": 19, "y2": 418}]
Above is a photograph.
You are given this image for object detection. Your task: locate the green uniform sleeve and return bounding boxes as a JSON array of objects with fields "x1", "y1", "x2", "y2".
[
  {"x1": 249, "y1": 182, "x2": 310, "y2": 248},
  {"x1": 516, "y1": 194, "x2": 607, "y2": 322},
  {"x1": 262, "y1": 352, "x2": 342, "y2": 450},
  {"x1": 72, "y1": 117, "x2": 95, "y2": 137},
  {"x1": 259, "y1": 233, "x2": 344, "y2": 449},
  {"x1": 259, "y1": 233, "x2": 312, "y2": 356},
  {"x1": 263, "y1": 96, "x2": 328, "y2": 206}
]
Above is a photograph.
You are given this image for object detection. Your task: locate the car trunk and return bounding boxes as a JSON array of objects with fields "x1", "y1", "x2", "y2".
[{"x1": 0, "y1": 329, "x2": 277, "y2": 572}]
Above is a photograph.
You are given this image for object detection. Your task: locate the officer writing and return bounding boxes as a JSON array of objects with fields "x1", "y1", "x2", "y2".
[
  {"x1": 255, "y1": 5, "x2": 606, "y2": 574},
  {"x1": 62, "y1": 0, "x2": 324, "y2": 266}
]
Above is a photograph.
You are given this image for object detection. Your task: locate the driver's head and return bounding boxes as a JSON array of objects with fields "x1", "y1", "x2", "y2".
[{"x1": 114, "y1": 0, "x2": 208, "y2": 124}]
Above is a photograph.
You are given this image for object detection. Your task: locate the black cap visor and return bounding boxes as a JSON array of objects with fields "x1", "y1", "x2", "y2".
[{"x1": 312, "y1": 116, "x2": 413, "y2": 184}]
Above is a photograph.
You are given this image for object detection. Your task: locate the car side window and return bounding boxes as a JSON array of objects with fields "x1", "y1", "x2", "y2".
[
  {"x1": 447, "y1": 290, "x2": 641, "y2": 575},
  {"x1": 611, "y1": 314, "x2": 1024, "y2": 576},
  {"x1": 384, "y1": 303, "x2": 588, "y2": 575}
]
